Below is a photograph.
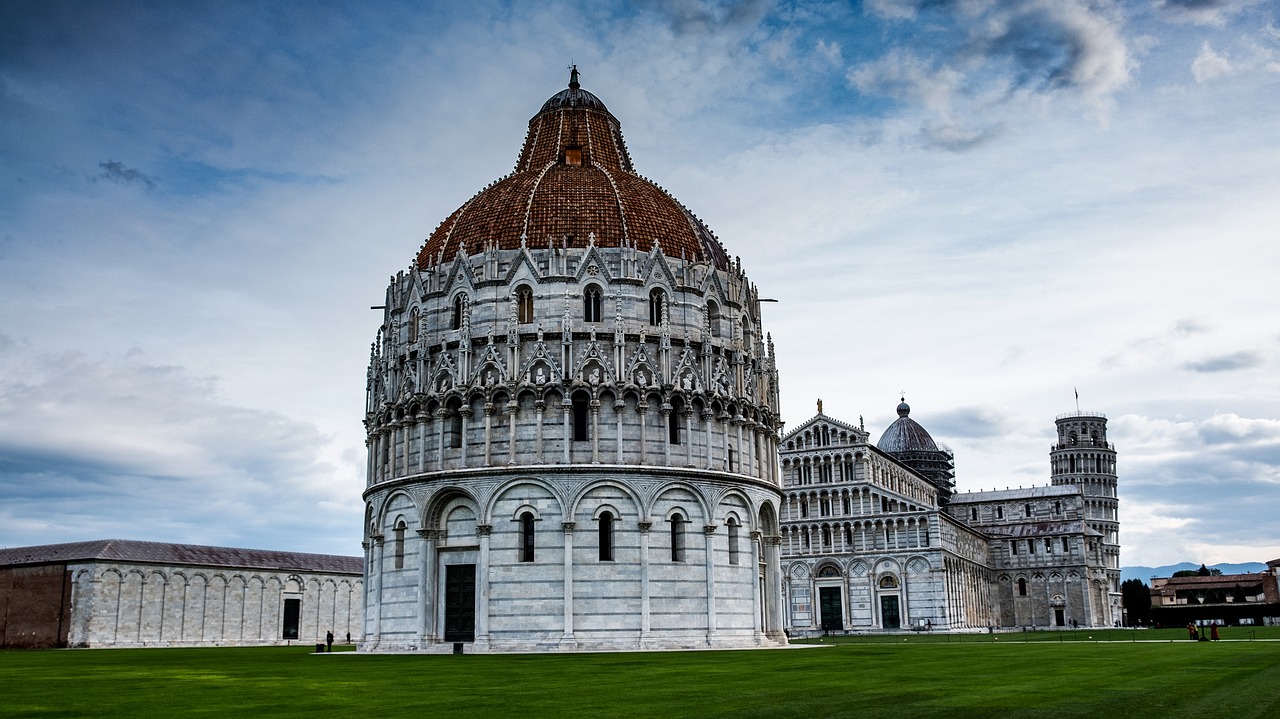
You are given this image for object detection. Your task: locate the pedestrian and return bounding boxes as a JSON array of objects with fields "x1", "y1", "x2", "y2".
[
  {"x1": 1187, "y1": 622, "x2": 1197, "y2": 641},
  {"x1": 346, "y1": 632, "x2": 351, "y2": 644},
  {"x1": 326, "y1": 630, "x2": 334, "y2": 652},
  {"x1": 1210, "y1": 624, "x2": 1220, "y2": 641}
]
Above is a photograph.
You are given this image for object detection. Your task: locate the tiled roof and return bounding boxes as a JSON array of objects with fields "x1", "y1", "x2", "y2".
[
  {"x1": 0, "y1": 539, "x2": 362, "y2": 575},
  {"x1": 949, "y1": 485, "x2": 1081, "y2": 502},
  {"x1": 416, "y1": 81, "x2": 730, "y2": 270}
]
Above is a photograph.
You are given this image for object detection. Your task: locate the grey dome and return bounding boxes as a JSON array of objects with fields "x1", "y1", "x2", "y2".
[{"x1": 877, "y1": 401, "x2": 941, "y2": 453}]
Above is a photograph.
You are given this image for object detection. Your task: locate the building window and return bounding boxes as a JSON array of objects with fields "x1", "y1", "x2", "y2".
[
  {"x1": 572, "y1": 391, "x2": 590, "y2": 441},
  {"x1": 668, "y1": 397, "x2": 683, "y2": 445},
  {"x1": 1045, "y1": 538, "x2": 1053, "y2": 553},
  {"x1": 517, "y1": 286, "x2": 534, "y2": 324},
  {"x1": 1018, "y1": 577, "x2": 1028, "y2": 596},
  {"x1": 996, "y1": 506, "x2": 1004, "y2": 519},
  {"x1": 842, "y1": 496, "x2": 851, "y2": 515},
  {"x1": 649, "y1": 289, "x2": 665, "y2": 326},
  {"x1": 971, "y1": 508, "x2": 978, "y2": 521},
  {"x1": 800, "y1": 500, "x2": 808, "y2": 518},
  {"x1": 670, "y1": 512, "x2": 686, "y2": 562},
  {"x1": 1061, "y1": 537, "x2": 1069, "y2": 553},
  {"x1": 707, "y1": 301, "x2": 721, "y2": 336},
  {"x1": 1010, "y1": 540, "x2": 1018, "y2": 556},
  {"x1": 451, "y1": 293, "x2": 467, "y2": 330},
  {"x1": 448, "y1": 408, "x2": 463, "y2": 448},
  {"x1": 823, "y1": 526, "x2": 832, "y2": 546},
  {"x1": 408, "y1": 308, "x2": 419, "y2": 343},
  {"x1": 1024, "y1": 503, "x2": 1032, "y2": 518},
  {"x1": 1054, "y1": 501, "x2": 1062, "y2": 515},
  {"x1": 583, "y1": 286, "x2": 602, "y2": 322},
  {"x1": 1028, "y1": 539, "x2": 1035, "y2": 555},
  {"x1": 727, "y1": 518, "x2": 740, "y2": 565},
  {"x1": 820, "y1": 498, "x2": 831, "y2": 517},
  {"x1": 394, "y1": 520, "x2": 406, "y2": 569},
  {"x1": 598, "y1": 511, "x2": 614, "y2": 561},
  {"x1": 520, "y1": 512, "x2": 535, "y2": 562}
]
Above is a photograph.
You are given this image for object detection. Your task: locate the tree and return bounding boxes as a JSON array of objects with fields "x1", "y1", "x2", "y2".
[{"x1": 1121, "y1": 579, "x2": 1153, "y2": 626}]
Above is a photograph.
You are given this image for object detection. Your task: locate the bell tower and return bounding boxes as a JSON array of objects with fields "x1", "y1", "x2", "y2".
[{"x1": 1050, "y1": 410, "x2": 1120, "y2": 625}]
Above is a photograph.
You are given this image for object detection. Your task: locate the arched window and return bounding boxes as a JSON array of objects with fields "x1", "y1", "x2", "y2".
[
  {"x1": 727, "y1": 517, "x2": 740, "y2": 565},
  {"x1": 1018, "y1": 577, "x2": 1028, "y2": 596},
  {"x1": 583, "y1": 285, "x2": 602, "y2": 323},
  {"x1": 670, "y1": 512, "x2": 686, "y2": 562},
  {"x1": 598, "y1": 510, "x2": 614, "y2": 561},
  {"x1": 649, "y1": 289, "x2": 665, "y2": 326},
  {"x1": 448, "y1": 403, "x2": 463, "y2": 448},
  {"x1": 451, "y1": 294, "x2": 467, "y2": 330},
  {"x1": 1024, "y1": 503, "x2": 1032, "y2": 517},
  {"x1": 520, "y1": 511, "x2": 535, "y2": 562},
  {"x1": 408, "y1": 308, "x2": 419, "y2": 343},
  {"x1": 394, "y1": 520, "x2": 406, "y2": 569},
  {"x1": 707, "y1": 300, "x2": 721, "y2": 336},
  {"x1": 516, "y1": 286, "x2": 534, "y2": 324},
  {"x1": 572, "y1": 391, "x2": 590, "y2": 442}
]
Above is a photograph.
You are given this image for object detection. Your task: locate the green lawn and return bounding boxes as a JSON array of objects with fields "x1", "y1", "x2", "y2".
[{"x1": 2, "y1": 636, "x2": 1278, "y2": 718}]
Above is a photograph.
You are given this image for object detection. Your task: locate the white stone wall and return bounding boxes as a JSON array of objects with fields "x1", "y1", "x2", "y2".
[
  {"x1": 362, "y1": 466, "x2": 784, "y2": 651},
  {"x1": 67, "y1": 561, "x2": 362, "y2": 647}
]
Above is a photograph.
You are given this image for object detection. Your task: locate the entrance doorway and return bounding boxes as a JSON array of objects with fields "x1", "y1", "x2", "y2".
[
  {"x1": 1055, "y1": 608, "x2": 1065, "y2": 627},
  {"x1": 819, "y1": 587, "x2": 843, "y2": 631},
  {"x1": 444, "y1": 564, "x2": 476, "y2": 642},
  {"x1": 282, "y1": 598, "x2": 301, "y2": 639},
  {"x1": 880, "y1": 595, "x2": 901, "y2": 629}
]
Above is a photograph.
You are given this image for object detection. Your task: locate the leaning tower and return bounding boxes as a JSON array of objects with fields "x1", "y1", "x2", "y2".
[
  {"x1": 1049, "y1": 411, "x2": 1120, "y2": 625},
  {"x1": 359, "y1": 69, "x2": 786, "y2": 652}
]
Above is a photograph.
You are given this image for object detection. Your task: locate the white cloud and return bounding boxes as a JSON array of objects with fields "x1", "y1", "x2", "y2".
[{"x1": 1192, "y1": 41, "x2": 1235, "y2": 82}]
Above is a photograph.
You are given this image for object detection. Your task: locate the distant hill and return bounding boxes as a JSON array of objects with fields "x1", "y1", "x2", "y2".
[{"x1": 1121, "y1": 562, "x2": 1268, "y2": 583}]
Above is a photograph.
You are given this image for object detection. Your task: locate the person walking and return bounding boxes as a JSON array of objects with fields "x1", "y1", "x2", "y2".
[
  {"x1": 1210, "y1": 624, "x2": 1220, "y2": 641},
  {"x1": 326, "y1": 630, "x2": 334, "y2": 652}
]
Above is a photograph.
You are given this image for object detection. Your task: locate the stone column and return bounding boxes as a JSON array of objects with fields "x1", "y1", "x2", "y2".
[
  {"x1": 637, "y1": 403, "x2": 649, "y2": 465},
  {"x1": 371, "y1": 535, "x2": 385, "y2": 644},
  {"x1": 562, "y1": 401, "x2": 572, "y2": 464},
  {"x1": 590, "y1": 399, "x2": 601, "y2": 463},
  {"x1": 764, "y1": 535, "x2": 785, "y2": 641},
  {"x1": 459, "y1": 406, "x2": 473, "y2": 467},
  {"x1": 638, "y1": 521, "x2": 652, "y2": 645},
  {"x1": 417, "y1": 529, "x2": 438, "y2": 645},
  {"x1": 703, "y1": 524, "x2": 718, "y2": 644},
  {"x1": 702, "y1": 410, "x2": 714, "y2": 470},
  {"x1": 683, "y1": 408, "x2": 694, "y2": 467},
  {"x1": 561, "y1": 522, "x2": 576, "y2": 647},
  {"x1": 483, "y1": 403, "x2": 495, "y2": 466},
  {"x1": 534, "y1": 400, "x2": 546, "y2": 463},
  {"x1": 507, "y1": 399, "x2": 518, "y2": 465},
  {"x1": 475, "y1": 524, "x2": 491, "y2": 647},
  {"x1": 365, "y1": 437, "x2": 374, "y2": 486},
  {"x1": 614, "y1": 399, "x2": 626, "y2": 463},
  {"x1": 660, "y1": 405, "x2": 672, "y2": 466},
  {"x1": 435, "y1": 408, "x2": 448, "y2": 471},
  {"x1": 750, "y1": 531, "x2": 764, "y2": 643},
  {"x1": 417, "y1": 414, "x2": 429, "y2": 473}
]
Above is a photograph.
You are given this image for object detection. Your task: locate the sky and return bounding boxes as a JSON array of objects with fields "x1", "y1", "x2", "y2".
[{"x1": 1, "y1": 0, "x2": 1277, "y2": 568}]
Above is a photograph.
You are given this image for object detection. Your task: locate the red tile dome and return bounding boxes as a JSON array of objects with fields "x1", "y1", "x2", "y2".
[{"x1": 416, "y1": 70, "x2": 730, "y2": 270}]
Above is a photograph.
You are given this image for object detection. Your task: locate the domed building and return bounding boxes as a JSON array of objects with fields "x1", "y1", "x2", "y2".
[
  {"x1": 876, "y1": 399, "x2": 955, "y2": 504},
  {"x1": 360, "y1": 69, "x2": 786, "y2": 652}
]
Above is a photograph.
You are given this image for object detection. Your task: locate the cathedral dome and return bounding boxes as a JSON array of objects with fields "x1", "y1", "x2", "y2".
[
  {"x1": 877, "y1": 400, "x2": 940, "y2": 453},
  {"x1": 416, "y1": 70, "x2": 730, "y2": 270}
]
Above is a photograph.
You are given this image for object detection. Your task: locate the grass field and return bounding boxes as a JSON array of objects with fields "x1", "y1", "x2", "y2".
[{"x1": 2, "y1": 633, "x2": 1278, "y2": 718}]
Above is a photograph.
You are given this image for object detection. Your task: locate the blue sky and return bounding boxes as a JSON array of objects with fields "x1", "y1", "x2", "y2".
[{"x1": 2, "y1": 0, "x2": 1278, "y2": 566}]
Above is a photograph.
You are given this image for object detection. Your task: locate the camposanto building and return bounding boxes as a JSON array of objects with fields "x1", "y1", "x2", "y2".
[{"x1": 360, "y1": 70, "x2": 786, "y2": 652}]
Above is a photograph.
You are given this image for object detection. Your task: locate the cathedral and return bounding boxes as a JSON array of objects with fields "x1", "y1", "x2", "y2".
[
  {"x1": 779, "y1": 401, "x2": 1121, "y2": 633},
  {"x1": 360, "y1": 69, "x2": 786, "y2": 651}
]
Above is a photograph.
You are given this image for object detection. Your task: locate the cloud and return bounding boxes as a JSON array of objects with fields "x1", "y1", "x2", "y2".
[
  {"x1": 638, "y1": 0, "x2": 773, "y2": 36},
  {"x1": 0, "y1": 338, "x2": 359, "y2": 553},
  {"x1": 1181, "y1": 350, "x2": 1261, "y2": 373},
  {"x1": 1192, "y1": 41, "x2": 1235, "y2": 83},
  {"x1": 968, "y1": 1, "x2": 1133, "y2": 107},
  {"x1": 1156, "y1": 0, "x2": 1261, "y2": 27},
  {"x1": 929, "y1": 405, "x2": 1019, "y2": 439},
  {"x1": 92, "y1": 160, "x2": 156, "y2": 190}
]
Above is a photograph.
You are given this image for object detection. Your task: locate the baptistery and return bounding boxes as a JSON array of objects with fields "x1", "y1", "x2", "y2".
[{"x1": 360, "y1": 69, "x2": 786, "y2": 651}]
